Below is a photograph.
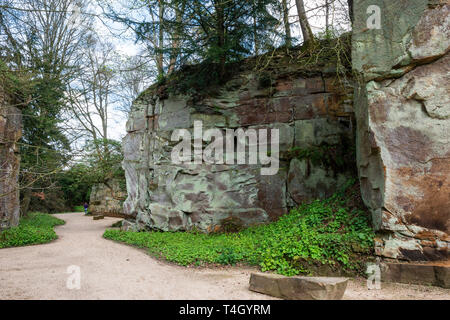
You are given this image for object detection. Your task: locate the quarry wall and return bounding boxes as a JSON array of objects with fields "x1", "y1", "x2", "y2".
[{"x1": 353, "y1": 0, "x2": 449, "y2": 261}]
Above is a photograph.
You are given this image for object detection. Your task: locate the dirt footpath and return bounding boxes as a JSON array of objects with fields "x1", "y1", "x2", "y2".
[{"x1": 0, "y1": 213, "x2": 448, "y2": 300}]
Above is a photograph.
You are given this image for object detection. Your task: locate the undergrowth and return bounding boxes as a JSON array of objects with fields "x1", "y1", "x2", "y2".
[
  {"x1": 0, "y1": 213, "x2": 65, "y2": 248},
  {"x1": 73, "y1": 206, "x2": 84, "y2": 213},
  {"x1": 104, "y1": 180, "x2": 374, "y2": 276}
]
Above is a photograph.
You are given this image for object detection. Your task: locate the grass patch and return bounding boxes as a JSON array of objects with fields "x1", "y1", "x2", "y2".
[
  {"x1": 73, "y1": 206, "x2": 84, "y2": 213},
  {"x1": 0, "y1": 213, "x2": 65, "y2": 249},
  {"x1": 103, "y1": 181, "x2": 374, "y2": 276}
]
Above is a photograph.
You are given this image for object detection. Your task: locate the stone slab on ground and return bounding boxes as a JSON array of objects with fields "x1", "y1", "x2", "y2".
[
  {"x1": 382, "y1": 261, "x2": 450, "y2": 289},
  {"x1": 249, "y1": 273, "x2": 348, "y2": 300}
]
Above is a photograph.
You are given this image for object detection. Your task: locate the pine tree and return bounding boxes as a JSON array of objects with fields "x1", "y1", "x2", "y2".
[{"x1": 171, "y1": 0, "x2": 279, "y2": 77}]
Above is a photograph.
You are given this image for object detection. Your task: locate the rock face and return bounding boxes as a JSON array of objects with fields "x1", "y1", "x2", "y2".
[
  {"x1": 0, "y1": 82, "x2": 21, "y2": 230},
  {"x1": 122, "y1": 57, "x2": 356, "y2": 232},
  {"x1": 89, "y1": 180, "x2": 126, "y2": 217},
  {"x1": 353, "y1": 0, "x2": 450, "y2": 261},
  {"x1": 249, "y1": 273, "x2": 348, "y2": 300}
]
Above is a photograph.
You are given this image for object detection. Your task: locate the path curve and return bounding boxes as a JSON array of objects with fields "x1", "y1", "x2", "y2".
[{"x1": 0, "y1": 213, "x2": 448, "y2": 300}]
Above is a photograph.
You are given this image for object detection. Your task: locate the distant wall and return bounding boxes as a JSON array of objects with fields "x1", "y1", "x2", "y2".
[
  {"x1": 0, "y1": 81, "x2": 22, "y2": 230},
  {"x1": 353, "y1": 0, "x2": 449, "y2": 261},
  {"x1": 89, "y1": 180, "x2": 126, "y2": 217}
]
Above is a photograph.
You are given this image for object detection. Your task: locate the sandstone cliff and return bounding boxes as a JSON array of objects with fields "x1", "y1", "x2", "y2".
[
  {"x1": 89, "y1": 179, "x2": 126, "y2": 217},
  {"x1": 353, "y1": 0, "x2": 449, "y2": 261},
  {"x1": 122, "y1": 44, "x2": 357, "y2": 232}
]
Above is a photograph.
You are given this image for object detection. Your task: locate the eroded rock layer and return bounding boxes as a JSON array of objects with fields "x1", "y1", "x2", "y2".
[
  {"x1": 0, "y1": 82, "x2": 21, "y2": 230},
  {"x1": 123, "y1": 58, "x2": 356, "y2": 232},
  {"x1": 353, "y1": 0, "x2": 450, "y2": 261},
  {"x1": 89, "y1": 180, "x2": 126, "y2": 217}
]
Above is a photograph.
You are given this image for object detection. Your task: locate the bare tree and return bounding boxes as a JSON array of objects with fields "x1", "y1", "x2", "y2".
[
  {"x1": 67, "y1": 39, "x2": 116, "y2": 152},
  {"x1": 115, "y1": 55, "x2": 154, "y2": 115}
]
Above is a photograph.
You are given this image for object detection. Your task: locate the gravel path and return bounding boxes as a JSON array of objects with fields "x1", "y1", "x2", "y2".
[{"x1": 0, "y1": 213, "x2": 448, "y2": 300}]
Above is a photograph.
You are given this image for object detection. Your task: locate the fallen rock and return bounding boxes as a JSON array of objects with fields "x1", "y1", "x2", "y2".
[
  {"x1": 121, "y1": 220, "x2": 138, "y2": 232},
  {"x1": 381, "y1": 261, "x2": 450, "y2": 289},
  {"x1": 249, "y1": 273, "x2": 348, "y2": 300}
]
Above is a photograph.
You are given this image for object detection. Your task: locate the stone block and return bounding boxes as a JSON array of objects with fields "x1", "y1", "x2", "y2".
[
  {"x1": 249, "y1": 273, "x2": 348, "y2": 300},
  {"x1": 381, "y1": 262, "x2": 450, "y2": 289}
]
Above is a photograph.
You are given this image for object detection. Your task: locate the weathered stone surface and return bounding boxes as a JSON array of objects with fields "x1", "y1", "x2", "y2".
[
  {"x1": 121, "y1": 219, "x2": 138, "y2": 232},
  {"x1": 122, "y1": 55, "x2": 356, "y2": 232},
  {"x1": 89, "y1": 179, "x2": 126, "y2": 217},
  {"x1": 288, "y1": 159, "x2": 350, "y2": 204},
  {"x1": 353, "y1": 1, "x2": 450, "y2": 260},
  {"x1": 294, "y1": 118, "x2": 347, "y2": 149},
  {"x1": 0, "y1": 82, "x2": 21, "y2": 230},
  {"x1": 249, "y1": 273, "x2": 348, "y2": 300},
  {"x1": 381, "y1": 261, "x2": 450, "y2": 288}
]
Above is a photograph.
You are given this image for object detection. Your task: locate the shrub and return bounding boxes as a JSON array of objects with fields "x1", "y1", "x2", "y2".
[
  {"x1": 0, "y1": 213, "x2": 65, "y2": 248},
  {"x1": 73, "y1": 206, "x2": 84, "y2": 213}
]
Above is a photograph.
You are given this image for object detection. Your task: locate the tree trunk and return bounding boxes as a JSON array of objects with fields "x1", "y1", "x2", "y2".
[
  {"x1": 282, "y1": 0, "x2": 292, "y2": 47},
  {"x1": 216, "y1": 1, "x2": 226, "y2": 77},
  {"x1": 348, "y1": 0, "x2": 354, "y2": 24},
  {"x1": 20, "y1": 188, "x2": 31, "y2": 217},
  {"x1": 157, "y1": 0, "x2": 165, "y2": 77},
  {"x1": 295, "y1": 0, "x2": 314, "y2": 45},
  {"x1": 325, "y1": 0, "x2": 330, "y2": 33},
  {"x1": 253, "y1": 14, "x2": 259, "y2": 55},
  {"x1": 168, "y1": 3, "x2": 183, "y2": 75}
]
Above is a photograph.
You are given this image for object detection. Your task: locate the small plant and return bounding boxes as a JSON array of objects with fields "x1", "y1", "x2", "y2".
[{"x1": 216, "y1": 248, "x2": 240, "y2": 266}]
